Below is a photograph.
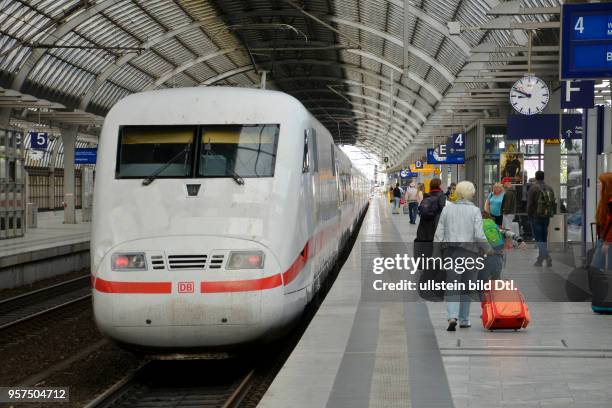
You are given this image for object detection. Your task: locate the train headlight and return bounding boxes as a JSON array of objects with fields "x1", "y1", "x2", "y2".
[
  {"x1": 227, "y1": 251, "x2": 265, "y2": 269},
  {"x1": 111, "y1": 253, "x2": 147, "y2": 271}
]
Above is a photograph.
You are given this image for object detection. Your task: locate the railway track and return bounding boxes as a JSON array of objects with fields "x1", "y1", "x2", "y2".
[
  {"x1": 0, "y1": 275, "x2": 91, "y2": 330},
  {"x1": 85, "y1": 361, "x2": 255, "y2": 408}
]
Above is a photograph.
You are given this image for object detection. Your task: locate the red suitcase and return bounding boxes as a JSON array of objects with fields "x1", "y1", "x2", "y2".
[{"x1": 481, "y1": 283, "x2": 531, "y2": 331}]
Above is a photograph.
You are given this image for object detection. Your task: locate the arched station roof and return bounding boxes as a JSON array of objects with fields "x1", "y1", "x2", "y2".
[{"x1": 0, "y1": 0, "x2": 562, "y2": 169}]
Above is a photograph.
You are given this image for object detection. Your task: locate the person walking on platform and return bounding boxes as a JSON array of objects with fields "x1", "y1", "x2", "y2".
[
  {"x1": 485, "y1": 183, "x2": 505, "y2": 227},
  {"x1": 405, "y1": 182, "x2": 419, "y2": 224},
  {"x1": 445, "y1": 182, "x2": 457, "y2": 202},
  {"x1": 434, "y1": 181, "x2": 492, "y2": 331},
  {"x1": 501, "y1": 179, "x2": 517, "y2": 230},
  {"x1": 415, "y1": 178, "x2": 446, "y2": 244},
  {"x1": 595, "y1": 173, "x2": 612, "y2": 242},
  {"x1": 527, "y1": 171, "x2": 556, "y2": 267},
  {"x1": 392, "y1": 183, "x2": 402, "y2": 214},
  {"x1": 479, "y1": 210, "x2": 525, "y2": 288},
  {"x1": 417, "y1": 182, "x2": 425, "y2": 205},
  {"x1": 590, "y1": 173, "x2": 612, "y2": 312}
]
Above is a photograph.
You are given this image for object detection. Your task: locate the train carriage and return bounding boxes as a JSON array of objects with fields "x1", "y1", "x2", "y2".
[{"x1": 91, "y1": 87, "x2": 369, "y2": 351}]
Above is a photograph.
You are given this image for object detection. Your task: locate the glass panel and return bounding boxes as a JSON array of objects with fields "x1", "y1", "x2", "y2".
[
  {"x1": 199, "y1": 124, "x2": 279, "y2": 178},
  {"x1": 520, "y1": 139, "x2": 541, "y2": 155},
  {"x1": 523, "y1": 158, "x2": 541, "y2": 181},
  {"x1": 565, "y1": 155, "x2": 583, "y2": 216},
  {"x1": 484, "y1": 161, "x2": 499, "y2": 184},
  {"x1": 561, "y1": 138, "x2": 582, "y2": 154},
  {"x1": 117, "y1": 126, "x2": 195, "y2": 178}
]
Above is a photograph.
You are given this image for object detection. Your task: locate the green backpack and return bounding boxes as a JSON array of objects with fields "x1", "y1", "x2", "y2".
[
  {"x1": 483, "y1": 219, "x2": 504, "y2": 249},
  {"x1": 536, "y1": 186, "x2": 556, "y2": 218}
]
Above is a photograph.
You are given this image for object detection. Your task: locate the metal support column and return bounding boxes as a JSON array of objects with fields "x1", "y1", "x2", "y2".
[
  {"x1": 61, "y1": 126, "x2": 77, "y2": 224},
  {"x1": 49, "y1": 137, "x2": 59, "y2": 210}
]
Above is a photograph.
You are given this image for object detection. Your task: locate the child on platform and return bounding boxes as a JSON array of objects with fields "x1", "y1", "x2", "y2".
[{"x1": 480, "y1": 210, "x2": 526, "y2": 285}]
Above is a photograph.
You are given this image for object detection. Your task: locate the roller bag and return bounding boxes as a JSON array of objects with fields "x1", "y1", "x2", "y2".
[
  {"x1": 589, "y1": 246, "x2": 612, "y2": 314},
  {"x1": 588, "y1": 223, "x2": 612, "y2": 314},
  {"x1": 403, "y1": 204, "x2": 410, "y2": 214},
  {"x1": 481, "y1": 284, "x2": 530, "y2": 331}
]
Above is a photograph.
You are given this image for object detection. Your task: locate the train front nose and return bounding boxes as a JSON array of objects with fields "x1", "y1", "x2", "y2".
[{"x1": 92, "y1": 236, "x2": 285, "y2": 348}]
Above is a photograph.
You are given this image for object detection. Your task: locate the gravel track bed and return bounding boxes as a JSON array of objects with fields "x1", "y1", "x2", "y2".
[
  {"x1": 0, "y1": 299, "x2": 100, "y2": 386},
  {"x1": 0, "y1": 270, "x2": 90, "y2": 301}
]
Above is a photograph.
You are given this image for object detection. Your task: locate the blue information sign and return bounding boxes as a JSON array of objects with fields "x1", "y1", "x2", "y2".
[
  {"x1": 561, "y1": 3, "x2": 612, "y2": 79},
  {"x1": 400, "y1": 169, "x2": 418, "y2": 178},
  {"x1": 75, "y1": 148, "x2": 97, "y2": 164},
  {"x1": 561, "y1": 80, "x2": 595, "y2": 109},
  {"x1": 426, "y1": 148, "x2": 465, "y2": 165},
  {"x1": 446, "y1": 132, "x2": 465, "y2": 154},
  {"x1": 28, "y1": 131, "x2": 48, "y2": 150},
  {"x1": 507, "y1": 114, "x2": 583, "y2": 140}
]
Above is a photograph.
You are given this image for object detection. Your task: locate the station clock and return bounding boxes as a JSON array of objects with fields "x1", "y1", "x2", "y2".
[{"x1": 509, "y1": 75, "x2": 549, "y2": 115}]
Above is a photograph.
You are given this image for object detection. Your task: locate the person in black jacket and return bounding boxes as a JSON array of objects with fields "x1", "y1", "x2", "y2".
[
  {"x1": 415, "y1": 178, "x2": 447, "y2": 300},
  {"x1": 392, "y1": 183, "x2": 402, "y2": 214},
  {"x1": 416, "y1": 178, "x2": 446, "y2": 242}
]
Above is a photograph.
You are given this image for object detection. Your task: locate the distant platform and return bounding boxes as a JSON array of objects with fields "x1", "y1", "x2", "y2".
[
  {"x1": 0, "y1": 210, "x2": 90, "y2": 289},
  {"x1": 259, "y1": 198, "x2": 612, "y2": 408}
]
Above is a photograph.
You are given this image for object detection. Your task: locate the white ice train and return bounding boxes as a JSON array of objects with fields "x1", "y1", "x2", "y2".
[{"x1": 91, "y1": 87, "x2": 369, "y2": 351}]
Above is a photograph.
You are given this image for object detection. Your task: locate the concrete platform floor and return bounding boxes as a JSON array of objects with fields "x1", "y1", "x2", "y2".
[
  {"x1": 0, "y1": 210, "x2": 90, "y2": 258},
  {"x1": 259, "y1": 198, "x2": 612, "y2": 408}
]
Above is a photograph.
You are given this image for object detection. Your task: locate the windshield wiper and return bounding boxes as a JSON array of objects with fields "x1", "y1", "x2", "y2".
[
  {"x1": 203, "y1": 142, "x2": 244, "y2": 186},
  {"x1": 228, "y1": 166, "x2": 244, "y2": 185},
  {"x1": 142, "y1": 144, "x2": 191, "y2": 186}
]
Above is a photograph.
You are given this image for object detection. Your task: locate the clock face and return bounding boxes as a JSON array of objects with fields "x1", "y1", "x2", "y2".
[{"x1": 510, "y1": 75, "x2": 549, "y2": 115}]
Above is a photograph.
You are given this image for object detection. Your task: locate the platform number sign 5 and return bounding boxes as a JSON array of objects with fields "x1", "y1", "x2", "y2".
[{"x1": 29, "y1": 131, "x2": 48, "y2": 150}]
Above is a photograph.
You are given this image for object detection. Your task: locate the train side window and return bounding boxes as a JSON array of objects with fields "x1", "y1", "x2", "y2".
[
  {"x1": 309, "y1": 128, "x2": 318, "y2": 173},
  {"x1": 302, "y1": 131, "x2": 309, "y2": 173}
]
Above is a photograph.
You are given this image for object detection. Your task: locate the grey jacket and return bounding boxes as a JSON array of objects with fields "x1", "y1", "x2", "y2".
[{"x1": 434, "y1": 200, "x2": 492, "y2": 254}]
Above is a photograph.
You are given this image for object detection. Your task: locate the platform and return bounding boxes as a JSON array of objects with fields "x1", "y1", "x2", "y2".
[
  {"x1": 259, "y1": 198, "x2": 612, "y2": 408},
  {"x1": 0, "y1": 210, "x2": 90, "y2": 288}
]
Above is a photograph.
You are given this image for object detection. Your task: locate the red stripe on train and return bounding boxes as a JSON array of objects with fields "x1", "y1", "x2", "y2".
[
  {"x1": 200, "y1": 274, "x2": 283, "y2": 293},
  {"x1": 94, "y1": 277, "x2": 172, "y2": 294},
  {"x1": 94, "y1": 236, "x2": 321, "y2": 294},
  {"x1": 282, "y1": 241, "x2": 310, "y2": 285}
]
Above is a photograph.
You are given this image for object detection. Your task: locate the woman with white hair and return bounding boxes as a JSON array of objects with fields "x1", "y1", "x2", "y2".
[{"x1": 434, "y1": 181, "x2": 492, "y2": 331}]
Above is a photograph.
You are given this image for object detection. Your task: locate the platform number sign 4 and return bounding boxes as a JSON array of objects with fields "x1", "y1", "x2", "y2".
[
  {"x1": 453, "y1": 133, "x2": 463, "y2": 148},
  {"x1": 510, "y1": 75, "x2": 549, "y2": 115},
  {"x1": 448, "y1": 132, "x2": 465, "y2": 154}
]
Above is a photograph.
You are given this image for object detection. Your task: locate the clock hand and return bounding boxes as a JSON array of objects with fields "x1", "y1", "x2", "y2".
[{"x1": 514, "y1": 89, "x2": 532, "y2": 98}]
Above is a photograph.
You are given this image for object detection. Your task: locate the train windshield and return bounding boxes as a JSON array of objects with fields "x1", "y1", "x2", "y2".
[
  {"x1": 117, "y1": 126, "x2": 195, "y2": 178},
  {"x1": 198, "y1": 125, "x2": 279, "y2": 178}
]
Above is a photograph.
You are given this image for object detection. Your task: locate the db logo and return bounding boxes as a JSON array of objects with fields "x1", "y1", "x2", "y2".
[{"x1": 178, "y1": 282, "x2": 194, "y2": 293}]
